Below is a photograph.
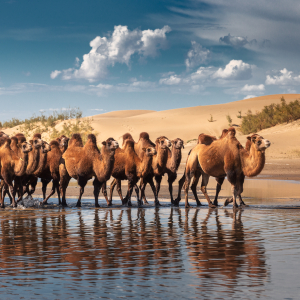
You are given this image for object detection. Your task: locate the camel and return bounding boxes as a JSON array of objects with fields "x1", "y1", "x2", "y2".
[
  {"x1": 40, "y1": 135, "x2": 70, "y2": 205},
  {"x1": 154, "y1": 138, "x2": 184, "y2": 204},
  {"x1": 175, "y1": 130, "x2": 232, "y2": 207},
  {"x1": 59, "y1": 134, "x2": 119, "y2": 207},
  {"x1": 192, "y1": 127, "x2": 270, "y2": 209},
  {"x1": 134, "y1": 133, "x2": 171, "y2": 206},
  {"x1": 107, "y1": 138, "x2": 157, "y2": 206},
  {"x1": 0, "y1": 136, "x2": 32, "y2": 208}
]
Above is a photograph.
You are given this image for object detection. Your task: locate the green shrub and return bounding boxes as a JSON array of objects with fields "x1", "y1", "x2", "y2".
[
  {"x1": 240, "y1": 97, "x2": 300, "y2": 134},
  {"x1": 226, "y1": 114, "x2": 232, "y2": 126}
]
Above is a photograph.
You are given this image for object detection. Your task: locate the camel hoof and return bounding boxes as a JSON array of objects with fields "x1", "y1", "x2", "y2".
[
  {"x1": 209, "y1": 203, "x2": 217, "y2": 209},
  {"x1": 76, "y1": 203, "x2": 81, "y2": 208},
  {"x1": 155, "y1": 201, "x2": 161, "y2": 207},
  {"x1": 223, "y1": 198, "x2": 231, "y2": 207},
  {"x1": 196, "y1": 202, "x2": 203, "y2": 207},
  {"x1": 95, "y1": 204, "x2": 100, "y2": 208},
  {"x1": 128, "y1": 201, "x2": 132, "y2": 207}
]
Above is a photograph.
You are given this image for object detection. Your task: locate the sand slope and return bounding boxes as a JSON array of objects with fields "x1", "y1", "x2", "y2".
[{"x1": 4, "y1": 94, "x2": 300, "y2": 160}]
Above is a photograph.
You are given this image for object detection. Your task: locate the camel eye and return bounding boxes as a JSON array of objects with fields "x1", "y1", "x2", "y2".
[{"x1": 257, "y1": 140, "x2": 261, "y2": 145}]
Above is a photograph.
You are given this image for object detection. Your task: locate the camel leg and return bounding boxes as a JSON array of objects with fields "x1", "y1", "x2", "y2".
[
  {"x1": 101, "y1": 182, "x2": 110, "y2": 206},
  {"x1": 191, "y1": 171, "x2": 202, "y2": 206},
  {"x1": 223, "y1": 174, "x2": 246, "y2": 207},
  {"x1": 59, "y1": 174, "x2": 71, "y2": 207},
  {"x1": 42, "y1": 180, "x2": 56, "y2": 205},
  {"x1": 148, "y1": 177, "x2": 160, "y2": 206},
  {"x1": 8, "y1": 184, "x2": 16, "y2": 208},
  {"x1": 183, "y1": 173, "x2": 191, "y2": 208},
  {"x1": 140, "y1": 178, "x2": 149, "y2": 205},
  {"x1": 116, "y1": 180, "x2": 124, "y2": 204},
  {"x1": 109, "y1": 178, "x2": 117, "y2": 203},
  {"x1": 15, "y1": 177, "x2": 24, "y2": 203},
  {"x1": 92, "y1": 179, "x2": 101, "y2": 207},
  {"x1": 200, "y1": 173, "x2": 216, "y2": 208},
  {"x1": 76, "y1": 176, "x2": 88, "y2": 207},
  {"x1": 134, "y1": 183, "x2": 140, "y2": 205},
  {"x1": 226, "y1": 171, "x2": 240, "y2": 209},
  {"x1": 175, "y1": 172, "x2": 185, "y2": 205},
  {"x1": 41, "y1": 178, "x2": 50, "y2": 200},
  {"x1": 167, "y1": 174, "x2": 176, "y2": 204},
  {"x1": 0, "y1": 181, "x2": 5, "y2": 208},
  {"x1": 214, "y1": 177, "x2": 225, "y2": 206},
  {"x1": 154, "y1": 175, "x2": 162, "y2": 199}
]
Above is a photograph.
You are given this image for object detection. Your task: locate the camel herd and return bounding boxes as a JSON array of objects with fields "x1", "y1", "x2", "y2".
[{"x1": 0, "y1": 127, "x2": 271, "y2": 209}]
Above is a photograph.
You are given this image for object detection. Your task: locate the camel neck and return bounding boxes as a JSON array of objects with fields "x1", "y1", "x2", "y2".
[
  {"x1": 26, "y1": 147, "x2": 40, "y2": 175},
  {"x1": 14, "y1": 152, "x2": 29, "y2": 177},
  {"x1": 137, "y1": 154, "x2": 153, "y2": 178},
  {"x1": 33, "y1": 149, "x2": 48, "y2": 177},
  {"x1": 95, "y1": 150, "x2": 115, "y2": 183},
  {"x1": 167, "y1": 146, "x2": 182, "y2": 173},
  {"x1": 240, "y1": 146, "x2": 265, "y2": 177}
]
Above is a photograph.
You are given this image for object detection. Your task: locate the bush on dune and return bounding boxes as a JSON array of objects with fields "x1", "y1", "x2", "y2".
[{"x1": 240, "y1": 97, "x2": 300, "y2": 134}]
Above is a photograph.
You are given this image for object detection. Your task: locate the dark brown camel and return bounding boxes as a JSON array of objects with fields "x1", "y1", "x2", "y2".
[
  {"x1": 134, "y1": 133, "x2": 171, "y2": 206},
  {"x1": 40, "y1": 135, "x2": 70, "y2": 205},
  {"x1": 107, "y1": 138, "x2": 156, "y2": 206},
  {"x1": 59, "y1": 134, "x2": 119, "y2": 207},
  {"x1": 154, "y1": 138, "x2": 184, "y2": 204},
  {"x1": 0, "y1": 137, "x2": 32, "y2": 208}
]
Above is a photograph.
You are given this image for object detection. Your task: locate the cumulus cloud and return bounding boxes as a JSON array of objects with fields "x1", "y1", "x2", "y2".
[
  {"x1": 51, "y1": 25, "x2": 171, "y2": 82},
  {"x1": 159, "y1": 75, "x2": 182, "y2": 85},
  {"x1": 241, "y1": 84, "x2": 265, "y2": 92},
  {"x1": 185, "y1": 41, "x2": 210, "y2": 69},
  {"x1": 265, "y1": 68, "x2": 300, "y2": 85},
  {"x1": 213, "y1": 60, "x2": 253, "y2": 80}
]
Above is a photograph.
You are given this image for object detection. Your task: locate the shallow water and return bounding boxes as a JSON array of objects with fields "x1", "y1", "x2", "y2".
[{"x1": 0, "y1": 198, "x2": 300, "y2": 299}]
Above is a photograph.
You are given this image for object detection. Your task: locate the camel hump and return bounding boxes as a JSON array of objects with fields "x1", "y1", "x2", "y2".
[
  {"x1": 227, "y1": 127, "x2": 236, "y2": 137},
  {"x1": 87, "y1": 134, "x2": 97, "y2": 145},
  {"x1": 123, "y1": 139, "x2": 135, "y2": 149},
  {"x1": 69, "y1": 133, "x2": 83, "y2": 147},
  {"x1": 16, "y1": 135, "x2": 26, "y2": 143},
  {"x1": 197, "y1": 133, "x2": 217, "y2": 145},
  {"x1": 220, "y1": 129, "x2": 229, "y2": 139},
  {"x1": 140, "y1": 132, "x2": 150, "y2": 140},
  {"x1": 50, "y1": 140, "x2": 60, "y2": 148},
  {"x1": 33, "y1": 133, "x2": 42, "y2": 139},
  {"x1": 122, "y1": 133, "x2": 134, "y2": 146}
]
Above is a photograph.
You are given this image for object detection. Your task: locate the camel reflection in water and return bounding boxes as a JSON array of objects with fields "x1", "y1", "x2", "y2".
[
  {"x1": 181, "y1": 208, "x2": 268, "y2": 288},
  {"x1": 0, "y1": 208, "x2": 267, "y2": 288}
]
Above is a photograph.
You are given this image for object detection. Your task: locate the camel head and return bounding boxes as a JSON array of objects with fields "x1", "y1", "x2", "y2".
[
  {"x1": 142, "y1": 147, "x2": 157, "y2": 156},
  {"x1": 58, "y1": 135, "x2": 69, "y2": 148},
  {"x1": 102, "y1": 138, "x2": 119, "y2": 151},
  {"x1": 20, "y1": 141, "x2": 33, "y2": 153},
  {"x1": 31, "y1": 136, "x2": 43, "y2": 149},
  {"x1": 155, "y1": 136, "x2": 171, "y2": 149},
  {"x1": 171, "y1": 138, "x2": 184, "y2": 149},
  {"x1": 41, "y1": 141, "x2": 51, "y2": 153},
  {"x1": 247, "y1": 134, "x2": 271, "y2": 152}
]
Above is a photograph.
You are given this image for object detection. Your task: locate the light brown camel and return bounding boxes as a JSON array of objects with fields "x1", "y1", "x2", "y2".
[
  {"x1": 193, "y1": 127, "x2": 270, "y2": 209},
  {"x1": 154, "y1": 138, "x2": 184, "y2": 204},
  {"x1": 0, "y1": 137, "x2": 32, "y2": 208},
  {"x1": 107, "y1": 138, "x2": 156, "y2": 206},
  {"x1": 59, "y1": 134, "x2": 119, "y2": 207},
  {"x1": 175, "y1": 131, "x2": 228, "y2": 207},
  {"x1": 40, "y1": 135, "x2": 70, "y2": 205}
]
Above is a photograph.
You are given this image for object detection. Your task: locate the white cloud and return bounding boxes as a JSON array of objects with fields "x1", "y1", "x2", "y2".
[
  {"x1": 75, "y1": 57, "x2": 80, "y2": 67},
  {"x1": 185, "y1": 41, "x2": 210, "y2": 69},
  {"x1": 159, "y1": 75, "x2": 182, "y2": 85},
  {"x1": 243, "y1": 95, "x2": 257, "y2": 99},
  {"x1": 50, "y1": 70, "x2": 62, "y2": 79},
  {"x1": 51, "y1": 25, "x2": 171, "y2": 82},
  {"x1": 241, "y1": 84, "x2": 265, "y2": 92},
  {"x1": 213, "y1": 60, "x2": 253, "y2": 80},
  {"x1": 265, "y1": 68, "x2": 300, "y2": 85}
]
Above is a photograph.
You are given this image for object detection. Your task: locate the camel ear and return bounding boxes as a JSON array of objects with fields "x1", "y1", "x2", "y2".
[
  {"x1": 102, "y1": 141, "x2": 106, "y2": 146},
  {"x1": 182, "y1": 144, "x2": 184, "y2": 149},
  {"x1": 29, "y1": 140, "x2": 33, "y2": 145},
  {"x1": 251, "y1": 135, "x2": 257, "y2": 142},
  {"x1": 142, "y1": 148, "x2": 146, "y2": 152},
  {"x1": 247, "y1": 136, "x2": 251, "y2": 141}
]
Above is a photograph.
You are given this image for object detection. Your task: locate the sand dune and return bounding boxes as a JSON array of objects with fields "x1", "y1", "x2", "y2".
[{"x1": 4, "y1": 93, "x2": 300, "y2": 160}]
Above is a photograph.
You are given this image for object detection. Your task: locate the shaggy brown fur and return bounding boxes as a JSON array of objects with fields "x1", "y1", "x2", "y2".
[
  {"x1": 154, "y1": 138, "x2": 184, "y2": 204},
  {"x1": 195, "y1": 128, "x2": 270, "y2": 209},
  {"x1": 59, "y1": 134, "x2": 119, "y2": 207},
  {"x1": 0, "y1": 137, "x2": 32, "y2": 207},
  {"x1": 107, "y1": 139, "x2": 156, "y2": 206}
]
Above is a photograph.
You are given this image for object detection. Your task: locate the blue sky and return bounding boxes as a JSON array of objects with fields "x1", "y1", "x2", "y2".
[{"x1": 0, "y1": 0, "x2": 300, "y2": 120}]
